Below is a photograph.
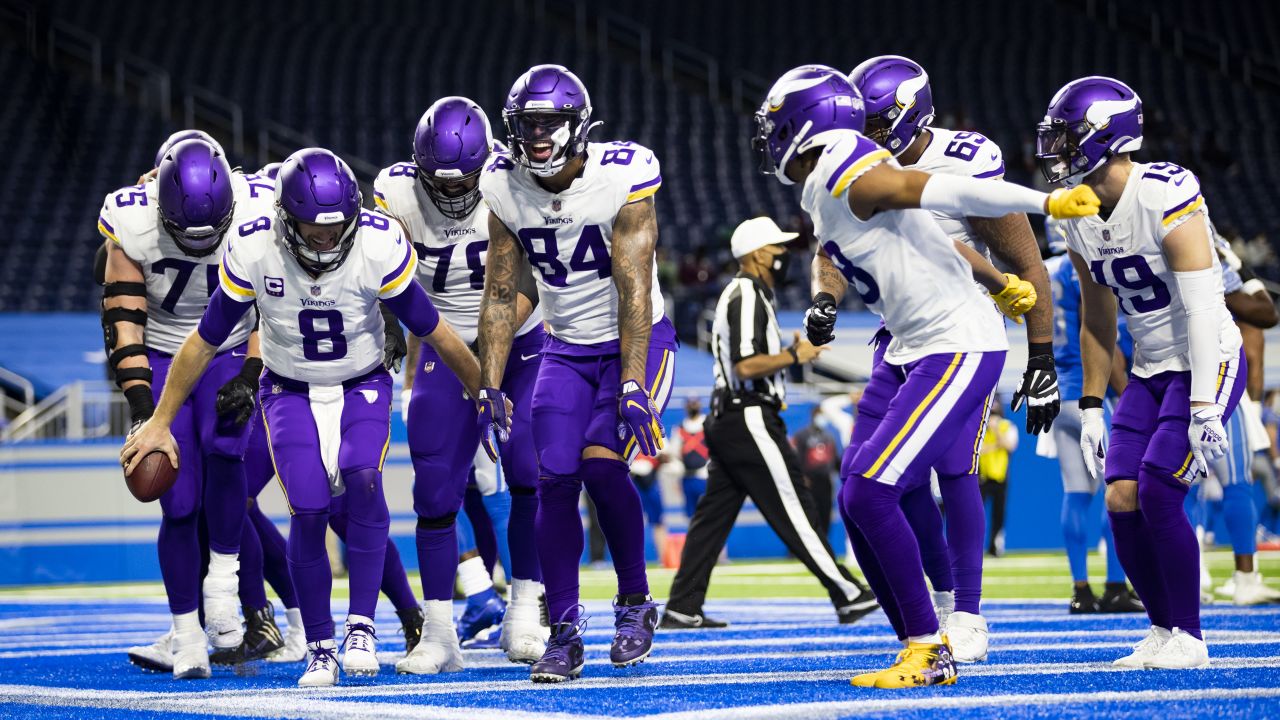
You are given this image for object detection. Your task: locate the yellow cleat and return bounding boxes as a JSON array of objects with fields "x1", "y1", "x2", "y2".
[
  {"x1": 859, "y1": 641, "x2": 958, "y2": 689},
  {"x1": 991, "y1": 273, "x2": 1037, "y2": 324},
  {"x1": 850, "y1": 645, "x2": 910, "y2": 687}
]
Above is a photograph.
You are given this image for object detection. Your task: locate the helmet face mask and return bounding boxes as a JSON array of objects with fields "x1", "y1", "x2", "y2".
[
  {"x1": 155, "y1": 139, "x2": 235, "y2": 257},
  {"x1": 503, "y1": 65, "x2": 594, "y2": 178},
  {"x1": 1035, "y1": 119, "x2": 1093, "y2": 186},
  {"x1": 419, "y1": 170, "x2": 483, "y2": 219},
  {"x1": 279, "y1": 214, "x2": 359, "y2": 275},
  {"x1": 275, "y1": 148, "x2": 362, "y2": 275},
  {"x1": 413, "y1": 96, "x2": 493, "y2": 220}
]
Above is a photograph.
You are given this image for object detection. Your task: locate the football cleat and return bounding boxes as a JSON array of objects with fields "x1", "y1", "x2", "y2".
[
  {"x1": 850, "y1": 642, "x2": 909, "y2": 687},
  {"x1": 267, "y1": 607, "x2": 307, "y2": 663},
  {"x1": 502, "y1": 579, "x2": 550, "y2": 664},
  {"x1": 171, "y1": 627, "x2": 211, "y2": 680},
  {"x1": 127, "y1": 628, "x2": 174, "y2": 673},
  {"x1": 659, "y1": 608, "x2": 729, "y2": 630},
  {"x1": 851, "y1": 640, "x2": 957, "y2": 688},
  {"x1": 611, "y1": 594, "x2": 659, "y2": 667},
  {"x1": 1228, "y1": 571, "x2": 1280, "y2": 606},
  {"x1": 341, "y1": 615, "x2": 380, "y2": 676},
  {"x1": 531, "y1": 609, "x2": 587, "y2": 683},
  {"x1": 210, "y1": 605, "x2": 285, "y2": 666},
  {"x1": 1069, "y1": 583, "x2": 1100, "y2": 614},
  {"x1": 395, "y1": 601, "x2": 464, "y2": 675},
  {"x1": 932, "y1": 590, "x2": 955, "y2": 628},
  {"x1": 462, "y1": 625, "x2": 503, "y2": 649},
  {"x1": 396, "y1": 605, "x2": 425, "y2": 654},
  {"x1": 1112, "y1": 625, "x2": 1172, "y2": 668},
  {"x1": 837, "y1": 585, "x2": 880, "y2": 625},
  {"x1": 203, "y1": 552, "x2": 243, "y2": 650},
  {"x1": 299, "y1": 640, "x2": 340, "y2": 687},
  {"x1": 1097, "y1": 583, "x2": 1145, "y2": 613},
  {"x1": 1144, "y1": 627, "x2": 1209, "y2": 669},
  {"x1": 457, "y1": 587, "x2": 507, "y2": 643},
  {"x1": 944, "y1": 611, "x2": 988, "y2": 663}
]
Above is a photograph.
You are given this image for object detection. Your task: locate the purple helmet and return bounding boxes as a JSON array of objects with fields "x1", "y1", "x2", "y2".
[
  {"x1": 258, "y1": 162, "x2": 282, "y2": 180},
  {"x1": 155, "y1": 129, "x2": 225, "y2": 168},
  {"x1": 1036, "y1": 76, "x2": 1143, "y2": 186},
  {"x1": 848, "y1": 55, "x2": 934, "y2": 156},
  {"x1": 753, "y1": 65, "x2": 866, "y2": 185},
  {"x1": 275, "y1": 148, "x2": 362, "y2": 274},
  {"x1": 414, "y1": 96, "x2": 494, "y2": 219},
  {"x1": 503, "y1": 64, "x2": 595, "y2": 177},
  {"x1": 155, "y1": 139, "x2": 235, "y2": 257}
]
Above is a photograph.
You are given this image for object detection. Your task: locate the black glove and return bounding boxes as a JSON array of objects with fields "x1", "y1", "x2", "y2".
[
  {"x1": 804, "y1": 292, "x2": 838, "y2": 346},
  {"x1": 381, "y1": 303, "x2": 407, "y2": 373},
  {"x1": 1011, "y1": 345, "x2": 1060, "y2": 435},
  {"x1": 216, "y1": 357, "x2": 263, "y2": 427},
  {"x1": 123, "y1": 384, "x2": 154, "y2": 430}
]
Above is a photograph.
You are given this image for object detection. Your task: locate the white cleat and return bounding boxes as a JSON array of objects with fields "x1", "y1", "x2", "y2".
[
  {"x1": 1144, "y1": 627, "x2": 1209, "y2": 669},
  {"x1": 1113, "y1": 625, "x2": 1172, "y2": 668},
  {"x1": 1230, "y1": 571, "x2": 1280, "y2": 606},
  {"x1": 396, "y1": 601, "x2": 464, "y2": 675},
  {"x1": 944, "y1": 611, "x2": 988, "y2": 663},
  {"x1": 502, "y1": 580, "x2": 550, "y2": 665},
  {"x1": 932, "y1": 590, "x2": 955, "y2": 629},
  {"x1": 171, "y1": 628, "x2": 211, "y2": 680},
  {"x1": 204, "y1": 552, "x2": 243, "y2": 650},
  {"x1": 128, "y1": 628, "x2": 174, "y2": 673},
  {"x1": 299, "y1": 640, "x2": 340, "y2": 687},
  {"x1": 340, "y1": 615, "x2": 380, "y2": 677},
  {"x1": 267, "y1": 607, "x2": 308, "y2": 663}
]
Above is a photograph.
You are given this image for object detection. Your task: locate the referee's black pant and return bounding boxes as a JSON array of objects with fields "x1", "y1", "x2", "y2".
[{"x1": 667, "y1": 403, "x2": 865, "y2": 614}]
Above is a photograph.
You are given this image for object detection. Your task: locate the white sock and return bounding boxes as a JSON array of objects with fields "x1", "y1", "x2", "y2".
[
  {"x1": 208, "y1": 551, "x2": 239, "y2": 575},
  {"x1": 346, "y1": 614, "x2": 374, "y2": 628},
  {"x1": 908, "y1": 632, "x2": 942, "y2": 645},
  {"x1": 458, "y1": 556, "x2": 493, "y2": 598},
  {"x1": 285, "y1": 607, "x2": 304, "y2": 631},
  {"x1": 173, "y1": 610, "x2": 201, "y2": 634},
  {"x1": 309, "y1": 638, "x2": 337, "y2": 651}
]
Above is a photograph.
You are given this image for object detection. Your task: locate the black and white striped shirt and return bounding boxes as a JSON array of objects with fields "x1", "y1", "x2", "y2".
[{"x1": 711, "y1": 273, "x2": 785, "y2": 407}]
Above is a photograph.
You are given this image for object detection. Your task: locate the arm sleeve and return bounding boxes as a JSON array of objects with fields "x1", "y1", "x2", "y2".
[
  {"x1": 197, "y1": 286, "x2": 254, "y2": 347},
  {"x1": 919, "y1": 173, "x2": 1048, "y2": 219},
  {"x1": 1172, "y1": 267, "x2": 1227, "y2": 403},
  {"x1": 380, "y1": 279, "x2": 440, "y2": 338}
]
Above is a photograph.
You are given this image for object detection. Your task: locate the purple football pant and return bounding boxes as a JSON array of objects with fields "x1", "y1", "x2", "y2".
[
  {"x1": 260, "y1": 367, "x2": 392, "y2": 643},
  {"x1": 1105, "y1": 349, "x2": 1245, "y2": 640},
  {"x1": 532, "y1": 345, "x2": 677, "y2": 624},
  {"x1": 408, "y1": 329, "x2": 542, "y2": 601},
  {"x1": 151, "y1": 346, "x2": 252, "y2": 615},
  {"x1": 840, "y1": 350, "x2": 1004, "y2": 639}
]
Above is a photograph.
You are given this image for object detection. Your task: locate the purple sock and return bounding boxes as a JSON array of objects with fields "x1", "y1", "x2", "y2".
[
  {"x1": 341, "y1": 468, "x2": 390, "y2": 620},
  {"x1": 900, "y1": 480, "x2": 953, "y2": 593},
  {"x1": 380, "y1": 539, "x2": 420, "y2": 612},
  {"x1": 251, "y1": 504, "x2": 297, "y2": 608},
  {"x1": 414, "y1": 523, "x2": 458, "y2": 602},
  {"x1": 844, "y1": 476, "x2": 937, "y2": 638},
  {"x1": 1138, "y1": 469, "x2": 1201, "y2": 639},
  {"x1": 203, "y1": 454, "x2": 247, "y2": 555},
  {"x1": 581, "y1": 458, "x2": 650, "y2": 597},
  {"x1": 237, "y1": 508, "x2": 269, "y2": 609},
  {"x1": 159, "y1": 514, "x2": 201, "y2": 614},
  {"x1": 1108, "y1": 508, "x2": 1172, "y2": 630},
  {"x1": 537, "y1": 473, "x2": 585, "y2": 623},
  {"x1": 938, "y1": 473, "x2": 985, "y2": 614},
  {"x1": 287, "y1": 512, "x2": 333, "y2": 642},
  {"x1": 508, "y1": 487, "x2": 542, "y2": 582},
  {"x1": 840, "y1": 482, "x2": 905, "y2": 639}
]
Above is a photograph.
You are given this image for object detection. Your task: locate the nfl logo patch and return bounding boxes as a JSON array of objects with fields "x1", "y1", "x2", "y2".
[
  {"x1": 617, "y1": 421, "x2": 628, "y2": 441},
  {"x1": 551, "y1": 199, "x2": 562, "y2": 212},
  {"x1": 423, "y1": 361, "x2": 435, "y2": 374},
  {"x1": 310, "y1": 285, "x2": 321, "y2": 297},
  {"x1": 1102, "y1": 229, "x2": 1111, "y2": 242}
]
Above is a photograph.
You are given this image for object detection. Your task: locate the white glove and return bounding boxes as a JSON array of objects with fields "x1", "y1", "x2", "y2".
[
  {"x1": 472, "y1": 443, "x2": 499, "y2": 495},
  {"x1": 1079, "y1": 406, "x2": 1107, "y2": 481},
  {"x1": 400, "y1": 387, "x2": 412, "y2": 426},
  {"x1": 1187, "y1": 405, "x2": 1228, "y2": 483}
]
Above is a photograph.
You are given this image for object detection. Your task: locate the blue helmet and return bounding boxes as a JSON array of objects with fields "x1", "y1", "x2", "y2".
[
  {"x1": 275, "y1": 148, "x2": 362, "y2": 274},
  {"x1": 753, "y1": 65, "x2": 866, "y2": 185},
  {"x1": 155, "y1": 139, "x2": 235, "y2": 257}
]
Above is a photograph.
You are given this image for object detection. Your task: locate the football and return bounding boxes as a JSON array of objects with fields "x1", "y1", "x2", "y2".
[{"x1": 124, "y1": 451, "x2": 177, "y2": 503}]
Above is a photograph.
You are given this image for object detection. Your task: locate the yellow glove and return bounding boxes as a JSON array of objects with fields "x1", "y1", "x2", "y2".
[
  {"x1": 991, "y1": 273, "x2": 1036, "y2": 324},
  {"x1": 1046, "y1": 186, "x2": 1101, "y2": 219}
]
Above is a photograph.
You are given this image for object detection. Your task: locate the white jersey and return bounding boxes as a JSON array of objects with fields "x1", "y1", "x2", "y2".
[
  {"x1": 98, "y1": 172, "x2": 272, "y2": 354},
  {"x1": 911, "y1": 127, "x2": 1006, "y2": 258},
  {"x1": 801, "y1": 130, "x2": 1008, "y2": 364},
  {"x1": 1061, "y1": 162, "x2": 1241, "y2": 378},
  {"x1": 478, "y1": 141, "x2": 665, "y2": 346},
  {"x1": 374, "y1": 159, "x2": 541, "y2": 345},
  {"x1": 218, "y1": 207, "x2": 417, "y2": 384}
]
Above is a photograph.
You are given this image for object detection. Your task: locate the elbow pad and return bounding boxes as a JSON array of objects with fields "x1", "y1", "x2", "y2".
[
  {"x1": 1173, "y1": 267, "x2": 1226, "y2": 403},
  {"x1": 919, "y1": 173, "x2": 1046, "y2": 219}
]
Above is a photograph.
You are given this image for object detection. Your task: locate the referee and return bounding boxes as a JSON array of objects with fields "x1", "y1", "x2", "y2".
[{"x1": 661, "y1": 217, "x2": 877, "y2": 629}]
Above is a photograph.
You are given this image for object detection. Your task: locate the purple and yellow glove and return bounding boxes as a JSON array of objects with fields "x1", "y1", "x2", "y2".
[
  {"x1": 619, "y1": 379, "x2": 664, "y2": 456},
  {"x1": 477, "y1": 387, "x2": 510, "y2": 462}
]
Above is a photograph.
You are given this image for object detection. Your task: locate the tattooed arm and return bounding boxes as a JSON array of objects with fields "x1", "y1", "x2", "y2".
[
  {"x1": 478, "y1": 211, "x2": 522, "y2": 389},
  {"x1": 810, "y1": 245, "x2": 848, "y2": 300},
  {"x1": 612, "y1": 196, "x2": 659, "y2": 385},
  {"x1": 970, "y1": 213, "x2": 1053, "y2": 344}
]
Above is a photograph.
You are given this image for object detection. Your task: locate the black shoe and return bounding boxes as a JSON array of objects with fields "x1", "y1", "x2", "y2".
[
  {"x1": 837, "y1": 586, "x2": 879, "y2": 625},
  {"x1": 659, "y1": 608, "x2": 729, "y2": 629},
  {"x1": 1069, "y1": 584, "x2": 1100, "y2": 614},
  {"x1": 1097, "y1": 583, "x2": 1145, "y2": 613},
  {"x1": 210, "y1": 605, "x2": 285, "y2": 666},
  {"x1": 396, "y1": 606, "x2": 425, "y2": 654}
]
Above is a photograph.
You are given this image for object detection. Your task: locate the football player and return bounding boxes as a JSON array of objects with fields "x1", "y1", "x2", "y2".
[
  {"x1": 123, "y1": 147, "x2": 483, "y2": 687},
  {"x1": 375, "y1": 96, "x2": 547, "y2": 672},
  {"x1": 756, "y1": 65, "x2": 1097, "y2": 687},
  {"x1": 477, "y1": 64, "x2": 676, "y2": 682},
  {"x1": 1037, "y1": 76, "x2": 1244, "y2": 669}
]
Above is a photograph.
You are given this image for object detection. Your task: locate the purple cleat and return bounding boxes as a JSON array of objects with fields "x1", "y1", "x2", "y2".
[
  {"x1": 530, "y1": 608, "x2": 586, "y2": 684},
  {"x1": 611, "y1": 594, "x2": 659, "y2": 667}
]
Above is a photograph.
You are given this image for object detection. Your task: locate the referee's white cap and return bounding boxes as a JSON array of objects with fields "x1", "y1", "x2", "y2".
[{"x1": 731, "y1": 216, "x2": 799, "y2": 259}]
